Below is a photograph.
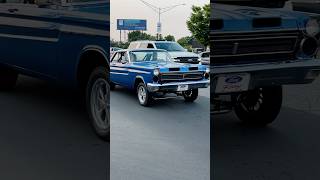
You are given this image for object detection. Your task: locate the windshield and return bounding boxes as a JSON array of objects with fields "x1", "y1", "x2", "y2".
[
  {"x1": 129, "y1": 51, "x2": 172, "y2": 62},
  {"x1": 155, "y1": 42, "x2": 185, "y2": 52}
]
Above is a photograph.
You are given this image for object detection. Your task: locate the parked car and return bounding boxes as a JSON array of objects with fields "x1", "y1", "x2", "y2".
[
  {"x1": 0, "y1": 0, "x2": 110, "y2": 140},
  {"x1": 199, "y1": 51, "x2": 210, "y2": 65},
  {"x1": 110, "y1": 49, "x2": 210, "y2": 106},
  {"x1": 128, "y1": 41, "x2": 200, "y2": 64},
  {"x1": 110, "y1": 47, "x2": 123, "y2": 57},
  {"x1": 211, "y1": 3, "x2": 320, "y2": 125}
]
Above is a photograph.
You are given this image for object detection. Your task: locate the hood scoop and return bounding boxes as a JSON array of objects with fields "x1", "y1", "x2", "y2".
[{"x1": 252, "y1": 17, "x2": 282, "y2": 28}]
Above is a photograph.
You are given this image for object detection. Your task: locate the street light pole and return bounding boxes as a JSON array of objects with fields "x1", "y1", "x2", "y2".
[{"x1": 139, "y1": 0, "x2": 185, "y2": 40}]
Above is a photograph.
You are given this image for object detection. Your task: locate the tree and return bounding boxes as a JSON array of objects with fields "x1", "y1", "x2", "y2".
[
  {"x1": 187, "y1": 4, "x2": 210, "y2": 48},
  {"x1": 111, "y1": 39, "x2": 130, "y2": 49},
  {"x1": 177, "y1": 36, "x2": 193, "y2": 51},
  {"x1": 164, "y1": 35, "x2": 175, "y2": 41},
  {"x1": 128, "y1": 31, "x2": 156, "y2": 42}
]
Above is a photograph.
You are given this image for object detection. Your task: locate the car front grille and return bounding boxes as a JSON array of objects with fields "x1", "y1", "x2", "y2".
[
  {"x1": 160, "y1": 72, "x2": 204, "y2": 83},
  {"x1": 174, "y1": 57, "x2": 199, "y2": 64},
  {"x1": 210, "y1": 30, "x2": 301, "y2": 65}
]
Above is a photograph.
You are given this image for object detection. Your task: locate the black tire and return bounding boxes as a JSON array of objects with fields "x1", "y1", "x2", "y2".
[
  {"x1": 136, "y1": 82, "x2": 152, "y2": 106},
  {"x1": 86, "y1": 66, "x2": 110, "y2": 140},
  {"x1": 234, "y1": 86, "x2": 282, "y2": 126},
  {"x1": 0, "y1": 66, "x2": 18, "y2": 91},
  {"x1": 183, "y1": 89, "x2": 199, "y2": 102}
]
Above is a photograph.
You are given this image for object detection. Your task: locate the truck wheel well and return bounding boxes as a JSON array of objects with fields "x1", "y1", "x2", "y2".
[
  {"x1": 77, "y1": 50, "x2": 108, "y2": 90},
  {"x1": 134, "y1": 78, "x2": 144, "y2": 89}
]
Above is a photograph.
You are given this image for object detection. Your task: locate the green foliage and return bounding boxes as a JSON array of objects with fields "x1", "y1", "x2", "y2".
[
  {"x1": 177, "y1": 36, "x2": 193, "y2": 51},
  {"x1": 164, "y1": 35, "x2": 175, "y2": 41},
  {"x1": 128, "y1": 31, "x2": 156, "y2": 42},
  {"x1": 187, "y1": 4, "x2": 210, "y2": 47},
  {"x1": 111, "y1": 39, "x2": 130, "y2": 49}
]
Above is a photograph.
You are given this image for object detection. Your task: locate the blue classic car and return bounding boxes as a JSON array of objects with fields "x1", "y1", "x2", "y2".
[
  {"x1": 110, "y1": 49, "x2": 210, "y2": 106},
  {"x1": 0, "y1": 0, "x2": 110, "y2": 139},
  {"x1": 211, "y1": 2, "x2": 320, "y2": 125}
]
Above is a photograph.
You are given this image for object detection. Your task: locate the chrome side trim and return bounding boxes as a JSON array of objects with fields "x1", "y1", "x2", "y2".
[
  {"x1": 0, "y1": 33, "x2": 58, "y2": 42},
  {"x1": 147, "y1": 80, "x2": 210, "y2": 87}
]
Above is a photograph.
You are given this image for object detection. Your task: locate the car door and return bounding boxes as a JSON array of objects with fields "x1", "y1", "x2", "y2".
[
  {"x1": 110, "y1": 52, "x2": 130, "y2": 87},
  {"x1": 0, "y1": 0, "x2": 59, "y2": 78}
]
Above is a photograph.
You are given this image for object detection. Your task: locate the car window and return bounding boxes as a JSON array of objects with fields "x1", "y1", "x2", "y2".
[
  {"x1": 129, "y1": 51, "x2": 172, "y2": 62},
  {"x1": 112, "y1": 52, "x2": 128, "y2": 63},
  {"x1": 147, "y1": 44, "x2": 154, "y2": 48},
  {"x1": 155, "y1": 42, "x2": 185, "y2": 52}
]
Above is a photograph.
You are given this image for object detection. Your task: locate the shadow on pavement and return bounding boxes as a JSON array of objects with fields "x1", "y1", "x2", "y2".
[
  {"x1": 213, "y1": 107, "x2": 320, "y2": 180},
  {"x1": 0, "y1": 76, "x2": 108, "y2": 180}
]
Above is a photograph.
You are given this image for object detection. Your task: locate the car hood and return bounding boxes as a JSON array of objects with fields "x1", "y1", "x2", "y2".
[
  {"x1": 211, "y1": 3, "x2": 309, "y2": 31},
  {"x1": 168, "y1": 51, "x2": 199, "y2": 59},
  {"x1": 131, "y1": 62, "x2": 206, "y2": 72}
]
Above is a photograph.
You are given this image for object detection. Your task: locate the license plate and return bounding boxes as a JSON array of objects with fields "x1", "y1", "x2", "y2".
[
  {"x1": 215, "y1": 73, "x2": 250, "y2": 93},
  {"x1": 177, "y1": 84, "x2": 189, "y2": 91}
]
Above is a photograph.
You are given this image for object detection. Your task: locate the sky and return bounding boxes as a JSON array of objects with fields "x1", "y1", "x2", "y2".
[{"x1": 110, "y1": 0, "x2": 209, "y2": 41}]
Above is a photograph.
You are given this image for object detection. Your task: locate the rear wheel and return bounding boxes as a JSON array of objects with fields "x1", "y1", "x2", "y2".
[
  {"x1": 0, "y1": 66, "x2": 18, "y2": 91},
  {"x1": 86, "y1": 67, "x2": 110, "y2": 140},
  {"x1": 234, "y1": 86, "x2": 282, "y2": 126}
]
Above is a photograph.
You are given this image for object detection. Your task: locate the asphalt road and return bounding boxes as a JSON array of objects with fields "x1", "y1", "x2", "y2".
[
  {"x1": 0, "y1": 76, "x2": 108, "y2": 180},
  {"x1": 213, "y1": 78, "x2": 320, "y2": 180},
  {"x1": 110, "y1": 86, "x2": 210, "y2": 180}
]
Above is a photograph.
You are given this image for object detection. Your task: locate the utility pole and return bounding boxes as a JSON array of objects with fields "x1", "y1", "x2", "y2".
[{"x1": 139, "y1": 0, "x2": 185, "y2": 40}]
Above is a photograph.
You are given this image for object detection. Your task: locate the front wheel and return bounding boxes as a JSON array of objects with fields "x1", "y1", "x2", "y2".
[
  {"x1": 137, "y1": 82, "x2": 152, "y2": 106},
  {"x1": 86, "y1": 67, "x2": 110, "y2": 140},
  {"x1": 183, "y1": 89, "x2": 199, "y2": 102},
  {"x1": 234, "y1": 86, "x2": 282, "y2": 126}
]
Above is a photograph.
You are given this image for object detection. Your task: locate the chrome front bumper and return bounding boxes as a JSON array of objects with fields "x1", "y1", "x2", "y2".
[
  {"x1": 211, "y1": 59, "x2": 320, "y2": 93},
  {"x1": 147, "y1": 80, "x2": 210, "y2": 92}
]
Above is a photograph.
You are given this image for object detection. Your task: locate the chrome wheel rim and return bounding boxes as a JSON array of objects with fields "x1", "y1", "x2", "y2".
[
  {"x1": 138, "y1": 85, "x2": 147, "y2": 104},
  {"x1": 184, "y1": 90, "x2": 193, "y2": 97},
  {"x1": 238, "y1": 89, "x2": 264, "y2": 112},
  {"x1": 91, "y1": 78, "x2": 110, "y2": 131}
]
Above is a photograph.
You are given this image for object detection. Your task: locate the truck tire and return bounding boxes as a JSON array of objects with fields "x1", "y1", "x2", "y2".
[
  {"x1": 0, "y1": 67, "x2": 18, "y2": 91},
  {"x1": 137, "y1": 82, "x2": 152, "y2": 106},
  {"x1": 234, "y1": 86, "x2": 282, "y2": 126},
  {"x1": 183, "y1": 89, "x2": 199, "y2": 102},
  {"x1": 86, "y1": 66, "x2": 110, "y2": 140}
]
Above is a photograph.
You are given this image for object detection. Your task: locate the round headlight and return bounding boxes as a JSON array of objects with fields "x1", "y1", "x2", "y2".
[
  {"x1": 298, "y1": 37, "x2": 319, "y2": 58},
  {"x1": 306, "y1": 19, "x2": 320, "y2": 36},
  {"x1": 205, "y1": 67, "x2": 210, "y2": 74},
  {"x1": 153, "y1": 69, "x2": 160, "y2": 76}
]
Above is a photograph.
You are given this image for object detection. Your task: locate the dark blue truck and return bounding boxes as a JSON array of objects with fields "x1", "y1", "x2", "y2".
[
  {"x1": 0, "y1": 0, "x2": 110, "y2": 140},
  {"x1": 211, "y1": 2, "x2": 320, "y2": 125}
]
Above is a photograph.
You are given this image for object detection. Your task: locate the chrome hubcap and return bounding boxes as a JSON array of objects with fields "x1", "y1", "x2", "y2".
[
  {"x1": 138, "y1": 86, "x2": 147, "y2": 103},
  {"x1": 91, "y1": 78, "x2": 110, "y2": 130},
  {"x1": 238, "y1": 89, "x2": 264, "y2": 112}
]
